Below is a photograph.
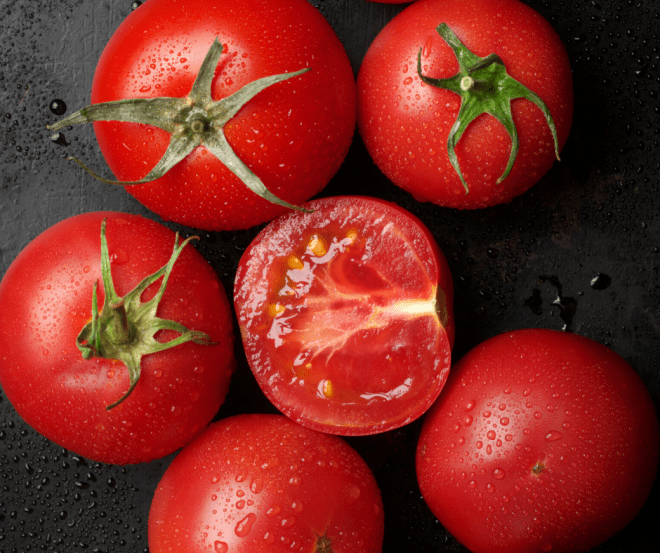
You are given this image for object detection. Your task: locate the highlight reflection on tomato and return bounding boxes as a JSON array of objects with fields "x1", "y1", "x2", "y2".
[{"x1": 234, "y1": 196, "x2": 454, "y2": 435}]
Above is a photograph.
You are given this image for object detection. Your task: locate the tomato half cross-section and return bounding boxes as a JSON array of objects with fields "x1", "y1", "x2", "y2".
[
  {"x1": 233, "y1": 196, "x2": 454, "y2": 435},
  {"x1": 357, "y1": 0, "x2": 573, "y2": 209},
  {"x1": 416, "y1": 329, "x2": 660, "y2": 553},
  {"x1": 148, "y1": 414, "x2": 385, "y2": 553},
  {"x1": 0, "y1": 212, "x2": 235, "y2": 465},
  {"x1": 48, "y1": 0, "x2": 356, "y2": 231}
]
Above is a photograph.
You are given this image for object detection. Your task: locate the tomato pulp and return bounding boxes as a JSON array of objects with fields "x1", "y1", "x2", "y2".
[{"x1": 234, "y1": 196, "x2": 454, "y2": 435}]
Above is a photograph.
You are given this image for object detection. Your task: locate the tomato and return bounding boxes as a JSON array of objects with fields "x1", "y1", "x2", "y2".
[
  {"x1": 49, "y1": 0, "x2": 356, "y2": 231},
  {"x1": 148, "y1": 413, "x2": 384, "y2": 553},
  {"x1": 416, "y1": 329, "x2": 660, "y2": 553},
  {"x1": 233, "y1": 196, "x2": 454, "y2": 436},
  {"x1": 357, "y1": 0, "x2": 573, "y2": 209},
  {"x1": 0, "y1": 212, "x2": 235, "y2": 465}
]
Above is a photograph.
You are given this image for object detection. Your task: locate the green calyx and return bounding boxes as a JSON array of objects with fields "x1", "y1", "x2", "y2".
[
  {"x1": 417, "y1": 23, "x2": 560, "y2": 193},
  {"x1": 77, "y1": 219, "x2": 214, "y2": 410},
  {"x1": 48, "y1": 38, "x2": 312, "y2": 213}
]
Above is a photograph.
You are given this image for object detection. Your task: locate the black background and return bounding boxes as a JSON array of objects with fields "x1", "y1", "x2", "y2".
[{"x1": 1, "y1": 0, "x2": 659, "y2": 551}]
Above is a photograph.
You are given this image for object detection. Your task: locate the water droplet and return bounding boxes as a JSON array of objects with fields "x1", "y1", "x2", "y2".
[
  {"x1": 500, "y1": 417, "x2": 509, "y2": 426},
  {"x1": 487, "y1": 430, "x2": 496, "y2": 440},
  {"x1": 110, "y1": 248, "x2": 129, "y2": 265},
  {"x1": 50, "y1": 99, "x2": 67, "y2": 115},
  {"x1": 590, "y1": 273, "x2": 611, "y2": 290},
  {"x1": 545, "y1": 430, "x2": 563, "y2": 442},
  {"x1": 465, "y1": 400, "x2": 476, "y2": 411},
  {"x1": 523, "y1": 388, "x2": 532, "y2": 397},
  {"x1": 486, "y1": 483, "x2": 495, "y2": 493},
  {"x1": 464, "y1": 415, "x2": 473, "y2": 426},
  {"x1": 234, "y1": 513, "x2": 257, "y2": 538},
  {"x1": 492, "y1": 468, "x2": 505, "y2": 480},
  {"x1": 214, "y1": 540, "x2": 228, "y2": 553},
  {"x1": 266, "y1": 504, "x2": 281, "y2": 517},
  {"x1": 534, "y1": 411, "x2": 543, "y2": 419},
  {"x1": 468, "y1": 480, "x2": 478, "y2": 488},
  {"x1": 345, "y1": 484, "x2": 361, "y2": 504},
  {"x1": 249, "y1": 477, "x2": 263, "y2": 494}
]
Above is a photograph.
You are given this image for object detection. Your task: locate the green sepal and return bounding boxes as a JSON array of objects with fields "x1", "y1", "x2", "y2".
[
  {"x1": 48, "y1": 38, "x2": 312, "y2": 214},
  {"x1": 417, "y1": 23, "x2": 560, "y2": 193},
  {"x1": 76, "y1": 219, "x2": 215, "y2": 410}
]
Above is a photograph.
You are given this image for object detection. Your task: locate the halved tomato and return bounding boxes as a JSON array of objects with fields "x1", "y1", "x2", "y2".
[{"x1": 234, "y1": 196, "x2": 454, "y2": 435}]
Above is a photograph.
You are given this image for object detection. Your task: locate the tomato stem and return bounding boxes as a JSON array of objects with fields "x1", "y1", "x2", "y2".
[
  {"x1": 47, "y1": 38, "x2": 313, "y2": 214},
  {"x1": 417, "y1": 23, "x2": 560, "y2": 193},
  {"x1": 76, "y1": 219, "x2": 216, "y2": 410}
]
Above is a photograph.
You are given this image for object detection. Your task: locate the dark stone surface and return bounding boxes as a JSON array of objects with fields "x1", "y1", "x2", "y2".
[{"x1": 1, "y1": 0, "x2": 658, "y2": 551}]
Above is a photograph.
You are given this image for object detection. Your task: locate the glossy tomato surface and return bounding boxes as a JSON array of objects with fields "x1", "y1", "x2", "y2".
[
  {"x1": 416, "y1": 329, "x2": 660, "y2": 553},
  {"x1": 90, "y1": 0, "x2": 356, "y2": 230},
  {"x1": 357, "y1": 0, "x2": 573, "y2": 209},
  {"x1": 149, "y1": 413, "x2": 384, "y2": 553},
  {"x1": 0, "y1": 212, "x2": 235, "y2": 465},
  {"x1": 234, "y1": 196, "x2": 454, "y2": 435}
]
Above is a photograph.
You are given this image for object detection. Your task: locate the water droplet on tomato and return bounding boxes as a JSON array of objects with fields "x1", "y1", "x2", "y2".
[
  {"x1": 234, "y1": 513, "x2": 257, "y2": 538},
  {"x1": 291, "y1": 500, "x2": 303, "y2": 513},
  {"x1": 266, "y1": 504, "x2": 281, "y2": 517},
  {"x1": 464, "y1": 415, "x2": 473, "y2": 426},
  {"x1": 492, "y1": 468, "x2": 505, "y2": 480},
  {"x1": 110, "y1": 248, "x2": 129, "y2": 265},
  {"x1": 486, "y1": 430, "x2": 496, "y2": 440},
  {"x1": 486, "y1": 483, "x2": 495, "y2": 493},
  {"x1": 523, "y1": 387, "x2": 532, "y2": 397},
  {"x1": 214, "y1": 540, "x2": 228, "y2": 553},
  {"x1": 545, "y1": 430, "x2": 563, "y2": 442},
  {"x1": 500, "y1": 417, "x2": 509, "y2": 426},
  {"x1": 534, "y1": 411, "x2": 543, "y2": 419},
  {"x1": 468, "y1": 480, "x2": 478, "y2": 489},
  {"x1": 345, "y1": 484, "x2": 361, "y2": 504},
  {"x1": 249, "y1": 477, "x2": 263, "y2": 493}
]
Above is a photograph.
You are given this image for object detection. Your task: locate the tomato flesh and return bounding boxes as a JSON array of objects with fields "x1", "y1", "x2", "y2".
[{"x1": 234, "y1": 196, "x2": 453, "y2": 435}]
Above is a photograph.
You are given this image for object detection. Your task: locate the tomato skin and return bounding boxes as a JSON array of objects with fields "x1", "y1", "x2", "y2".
[
  {"x1": 357, "y1": 0, "x2": 573, "y2": 209},
  {"x1": 234, "y1": 196, "x2": 454, "y2": 436},
  {"x1": 416, "y1": 329, "x2": 660, "y2": 553},
  {"x1": 0, "y1": 212, "x2": 235, "y2": 465},
  {"x1": 90, "y1": 0, "x2": 356, "y2": 230},
  {"x1": 148, "y1": 413, "x2": 384, "y2": 553}
]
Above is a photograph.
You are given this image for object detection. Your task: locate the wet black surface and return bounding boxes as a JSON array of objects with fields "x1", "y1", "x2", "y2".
[{"x1": 1, "y1": 0, "x2": 659, "y2": 551}]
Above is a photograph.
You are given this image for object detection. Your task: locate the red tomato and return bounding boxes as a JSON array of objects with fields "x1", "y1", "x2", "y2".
[
  {"x1": 416, "y1": 329, "x2": 660, "y2": 553},
  {"x1": 234, "y1": 196, "x2": 454, "y2": 435},
  {"x1": 148, "y1": 413, "x2": 384, "y2": 553},
  {"x1": 357, "y1": 0, "x2": 573, "y2": 209},
  {"x1": 0, "y1": 212, "x2": 235, "y2": 464},
  {"x1": 53, "y1": 0, "x2": 356, "y2": 231}
]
